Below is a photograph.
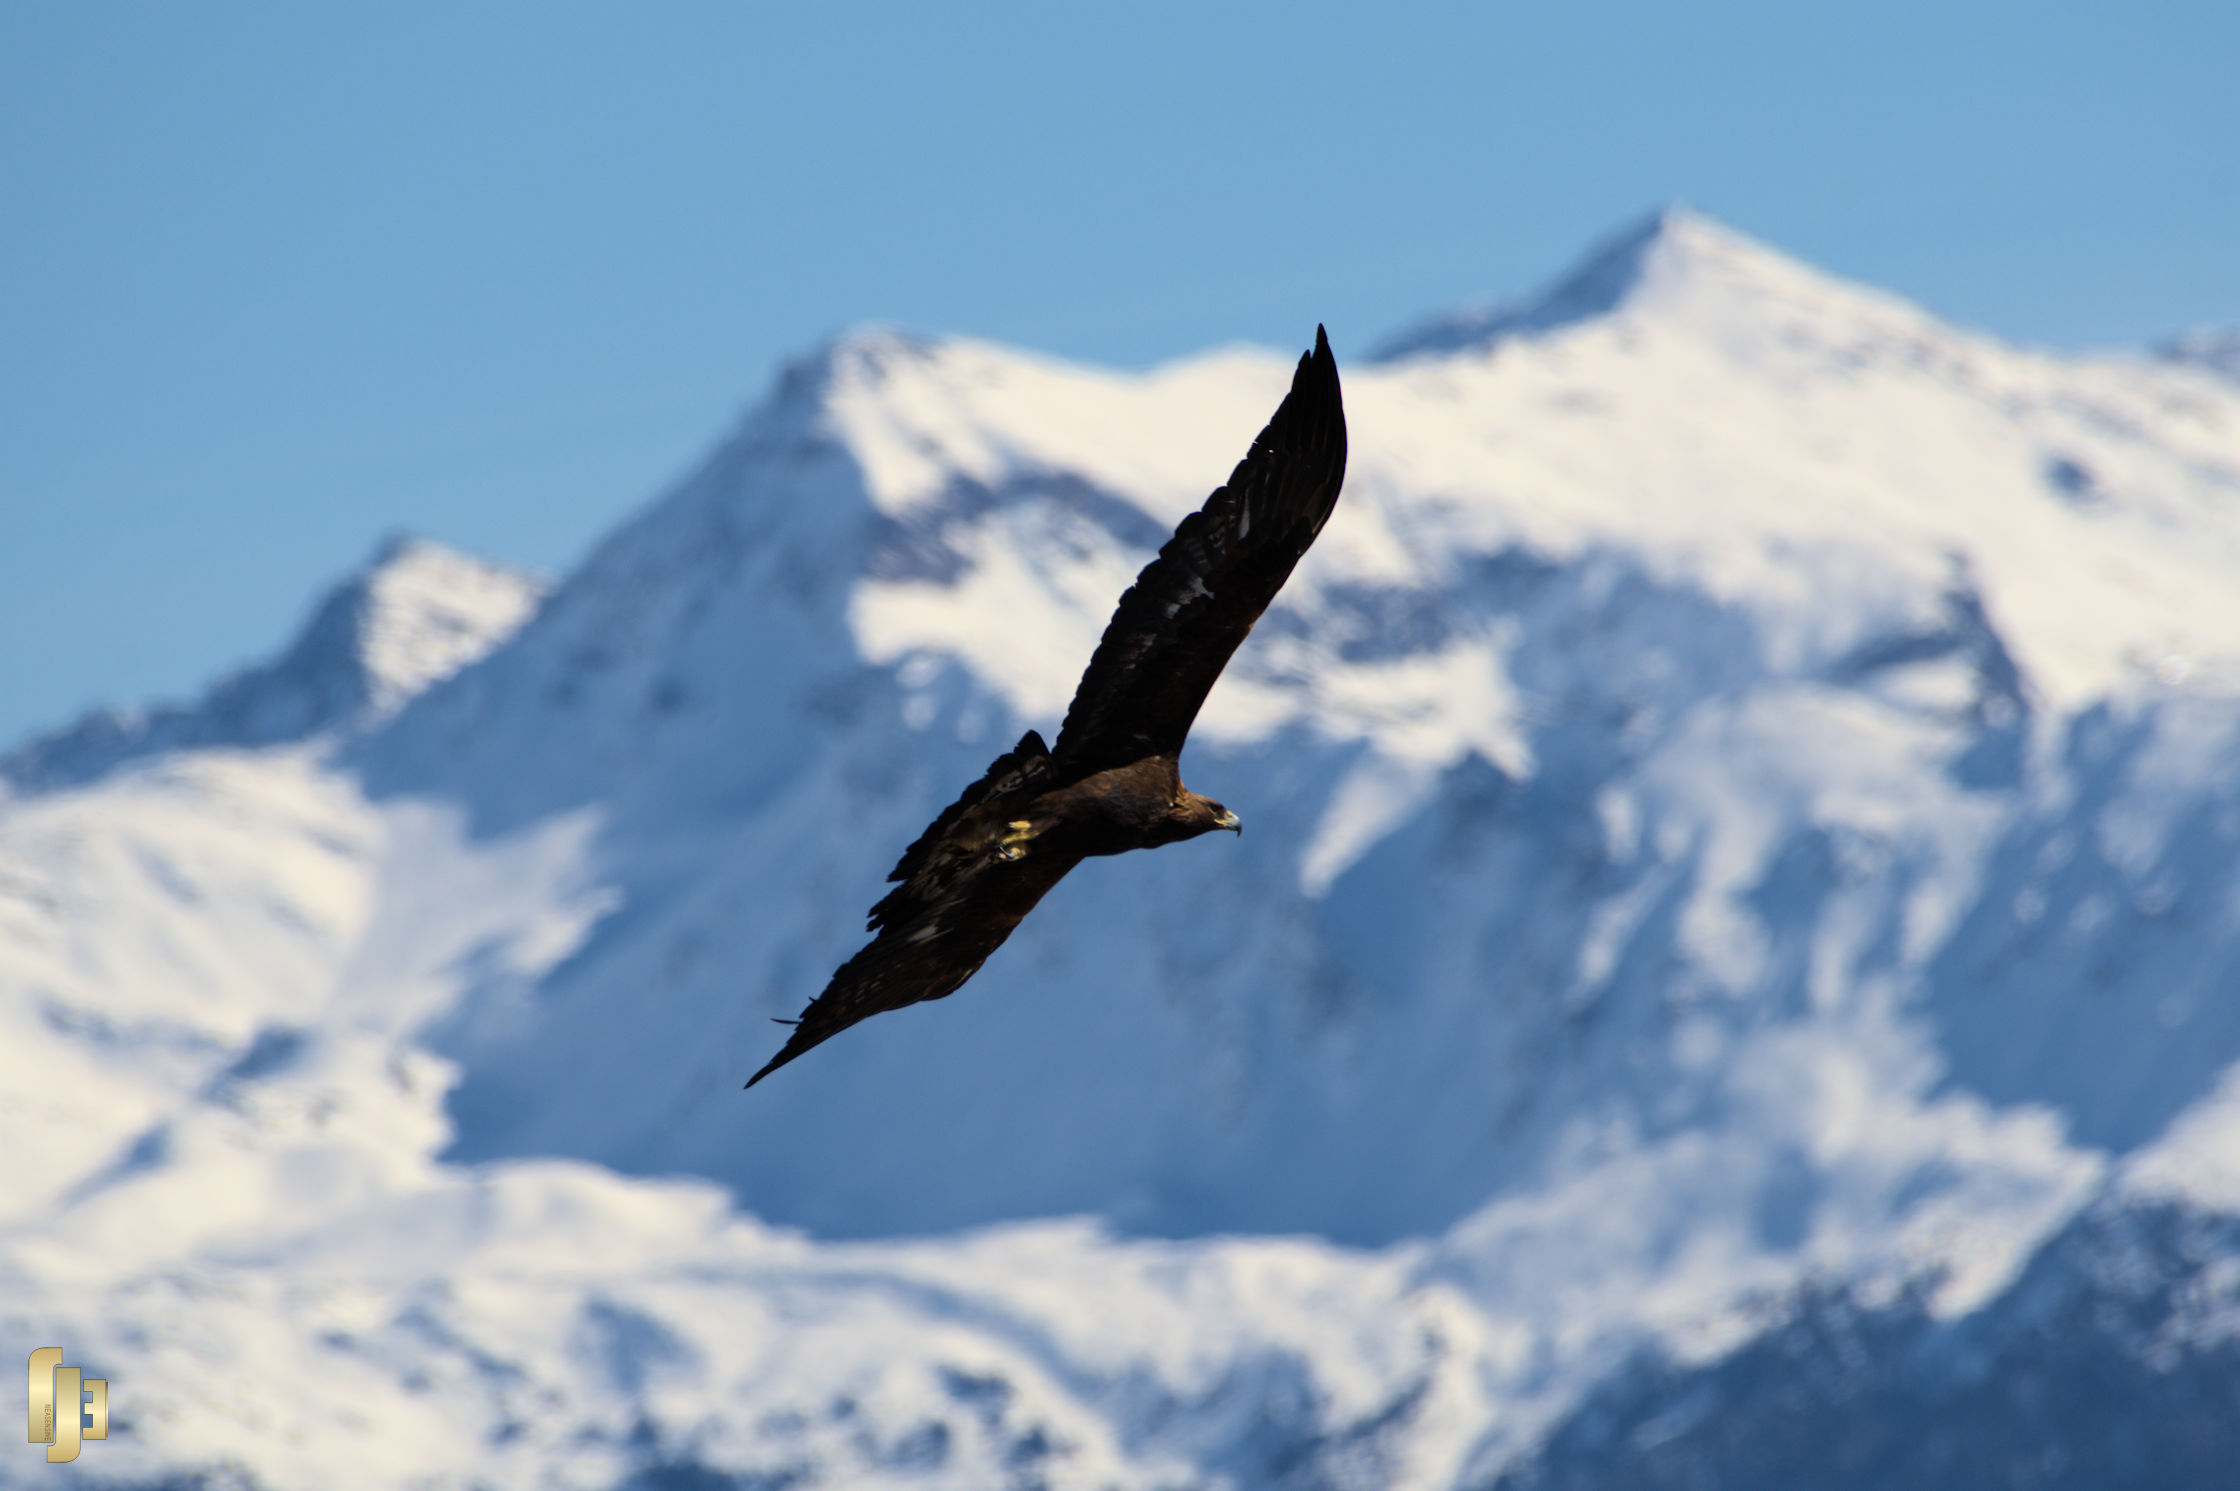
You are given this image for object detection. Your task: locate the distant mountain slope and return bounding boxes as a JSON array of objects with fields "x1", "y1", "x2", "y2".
[
  {"x1": 4, "y1": 212, "x2": 2239, "y2": 1490},
  {"x1": 1, "y1": 535, "x2": 544, "y2": 794},
  {"x1": 2162, "y1": 323, "x2": 2240, "y2": 381},
  {"x1": 349, "y1": 208, "x2": 2240, "y2": 1244}
]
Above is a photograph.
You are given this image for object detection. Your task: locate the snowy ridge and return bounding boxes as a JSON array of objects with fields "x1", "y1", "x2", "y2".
[
  {"x1": 2162, "y1": 323, "x2": 2240, "y2": 382},
  {"x1": 1366, "y1": 207, "x2": 1697, "y2": 361},
  {"x1": 5, "y1": 213, "x2": 2240, "y2": 1488},
  {"x1": 1, "y1": 535, "x2": 545, "y2": 795},
  {"x1": 1370, "y1": 207, "x2": 1922, "y2": 364}
]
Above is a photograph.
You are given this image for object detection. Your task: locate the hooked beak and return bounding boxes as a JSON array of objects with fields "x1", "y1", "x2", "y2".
[{"x1": 1215, "y1": 809, "x2": 1242, "y2": 834}]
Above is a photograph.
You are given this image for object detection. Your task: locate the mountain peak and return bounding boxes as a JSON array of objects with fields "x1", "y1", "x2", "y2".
[
  {"x1": 2, "y1": 535, "x2": 545, "y2": 794},
  {"x1": 1368, "y1": 205, "x2": 1847, "y2": 362},
  {"x1": 756, "y1": 325, "x2": 950, "y2": 411},
  {"x1": 345, "y1": 534, "x2": 550, "y2": 718}
]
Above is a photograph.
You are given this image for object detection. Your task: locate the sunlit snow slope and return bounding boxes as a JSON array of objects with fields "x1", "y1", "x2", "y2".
[
  {"x1": 3, "y1": 535, "x2": 545, "y2": 794},
  {"x1": 5, "y1": 211, "x2": 2239, "y2": 1490}
]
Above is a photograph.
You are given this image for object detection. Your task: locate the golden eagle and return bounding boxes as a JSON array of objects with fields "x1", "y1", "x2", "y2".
[{"x1": 749, "y1": 327, "x2": 1347, "y2": 1086}]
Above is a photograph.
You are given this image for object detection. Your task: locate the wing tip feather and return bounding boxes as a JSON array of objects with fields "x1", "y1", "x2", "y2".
[
  {"x1": 1291, "y1": 324, "x2": 1343, "y2": 419},
  {"x1": 746, "y1": 1022, "x2": 818, "y2": 1087}
]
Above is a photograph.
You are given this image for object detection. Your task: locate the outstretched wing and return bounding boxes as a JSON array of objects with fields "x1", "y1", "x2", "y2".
[
  {"x1": 1051, "y1": 326, "x2": 1347, "y2": 775},
  {"x1": 747, "y1": 731, "x2": 1077, "y2": 1086}
]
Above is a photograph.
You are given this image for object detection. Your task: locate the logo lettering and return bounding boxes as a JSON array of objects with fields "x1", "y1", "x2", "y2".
[{"x1": 25, "y1": 1351, "x2": 107, "y2": 1464}]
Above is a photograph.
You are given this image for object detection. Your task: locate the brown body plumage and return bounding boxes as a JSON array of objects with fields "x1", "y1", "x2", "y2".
[{"x1": 748, "y1": 327, "x2": 1348, "y2": 1086}]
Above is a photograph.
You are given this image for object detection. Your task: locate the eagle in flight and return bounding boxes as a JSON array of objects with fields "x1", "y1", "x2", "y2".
[{"x1": 748, "y1": 327, "x2": 1347, "y2": 1086}]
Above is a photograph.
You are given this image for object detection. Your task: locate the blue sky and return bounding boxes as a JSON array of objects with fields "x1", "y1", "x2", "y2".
[{"x1": 4, "y1": 1, "x2": 2235, "y2": 748}]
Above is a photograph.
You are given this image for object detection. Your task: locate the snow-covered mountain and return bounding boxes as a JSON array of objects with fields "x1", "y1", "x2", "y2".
[
  {"x1": 5, "y1": 209, "x2": 2239, "y2": 1489},
  {"x1": 2163, "y1": 323, "x2": 2240, "y2": 383},
  {"x1": 1, "y1": 535, "x2": 545, "y2": 794}
]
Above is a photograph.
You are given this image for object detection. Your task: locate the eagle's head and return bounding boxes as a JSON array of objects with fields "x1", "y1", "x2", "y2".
[{"x1": 1171, "y1": 790, "x2": 1243, "y2": 840}]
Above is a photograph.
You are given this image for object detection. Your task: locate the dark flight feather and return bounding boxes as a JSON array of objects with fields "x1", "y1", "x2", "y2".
[
  {"x1": 748, "y1": 328, "x2": 1347, "y2": 1087},
  {"x1": 1053, "y1": 326, "x2": 1348, "y2": 773}
]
